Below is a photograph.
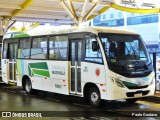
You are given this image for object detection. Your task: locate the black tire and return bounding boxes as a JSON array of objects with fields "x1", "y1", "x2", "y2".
[
  {"x1": 24, "y1": 79, "x2": 32, "y2": 94},
  {"x1": 89, "y1": 87, "x2": 102, "y2": 107},
  {"x1": 125, "y1": 98, "x2": 138, "y2": 103}
]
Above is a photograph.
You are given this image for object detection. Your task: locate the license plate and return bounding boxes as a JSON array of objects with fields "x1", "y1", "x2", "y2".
[{"x1": 134, "y1": 93, "x2": 142, "y2": 97}]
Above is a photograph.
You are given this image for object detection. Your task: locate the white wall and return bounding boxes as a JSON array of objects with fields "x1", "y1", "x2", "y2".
[{"x1": 126, "y1": 23, "x2": 159, "y2": 45}]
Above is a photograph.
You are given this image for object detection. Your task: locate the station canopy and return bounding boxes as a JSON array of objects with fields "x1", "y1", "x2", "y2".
[{"x1": 0, "y1": 0, "x2": 160, "y2": 33}]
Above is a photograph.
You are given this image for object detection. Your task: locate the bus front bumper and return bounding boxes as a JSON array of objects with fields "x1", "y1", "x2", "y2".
[{"x1": 106, "y1": 83, "x2": 155, "y2": 100}]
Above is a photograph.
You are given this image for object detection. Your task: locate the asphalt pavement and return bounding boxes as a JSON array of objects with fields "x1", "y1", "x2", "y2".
[{"x1": 0, "y1": 83, "x2": 160, "y2": 120}]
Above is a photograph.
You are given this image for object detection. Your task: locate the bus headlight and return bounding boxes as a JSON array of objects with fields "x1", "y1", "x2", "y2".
[
  {"x1": 150, "y1": 77, "x2": 155, "y2": 86},
  {"x1": 111, "y1": 78, "x2": 125, "y2": 88}
]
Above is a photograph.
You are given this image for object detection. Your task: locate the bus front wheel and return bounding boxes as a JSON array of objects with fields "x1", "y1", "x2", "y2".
[
  {"x1": 89, "y1": 87, "x2": 101, "y2": 107},
  {"x1": 125, "y1": 98, "x2": 138, "y2": 103},
  {"x1": 24, "y1": 79, "x2": 32, "y2": 94}
]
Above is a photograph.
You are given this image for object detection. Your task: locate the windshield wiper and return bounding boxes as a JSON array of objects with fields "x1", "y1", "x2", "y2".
[
  {"x1": 129, "y1": 43, "x2": 147, "y2": 69},
  {"x1": 125, "y1": 44, "x2": 132, "y2": 61},
  {"x1": 129, "y1": 42, "x2": 140, "y2": 60}
]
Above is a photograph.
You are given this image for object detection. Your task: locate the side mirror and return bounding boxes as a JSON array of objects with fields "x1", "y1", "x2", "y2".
[{"x1": 92, "y1": 41, "x2": 98, "y2": 51}]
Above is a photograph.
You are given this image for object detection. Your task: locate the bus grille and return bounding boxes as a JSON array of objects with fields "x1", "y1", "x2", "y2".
[
  {"x1": 126, "y1": 90, "x2": 150, "y2": 97},
  {"x1": 126, "y1": 85, "x2": 148, "y2": 89}
]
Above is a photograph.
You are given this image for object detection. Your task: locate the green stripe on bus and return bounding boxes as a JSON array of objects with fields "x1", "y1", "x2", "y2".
[
  {"x1": 16, "y1": 60, "x2": 22, "y2": 79},
  {"x1": 12, "y1": 33, "x2": 29, "y2": 38},
  {"x1": 31, "y1": 71, "x2": 34, "y2": 76},
  {"x1": 32, "y1": 69, "x2": 50, "y2": 77},
  {"x1": 28, "y1": 62, "x2": 48, "y2": 70}
]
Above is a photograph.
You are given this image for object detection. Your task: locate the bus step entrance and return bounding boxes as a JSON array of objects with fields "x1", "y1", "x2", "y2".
[{"x1": 8, "y1": 80, "x2": 17, "y2": 86}]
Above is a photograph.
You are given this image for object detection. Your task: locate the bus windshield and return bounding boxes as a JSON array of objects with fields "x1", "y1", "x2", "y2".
[{"x1": 99, "y1": 33, "x2": 152, "y2": 76}]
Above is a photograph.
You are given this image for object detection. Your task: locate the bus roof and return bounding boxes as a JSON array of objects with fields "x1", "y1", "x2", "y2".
[
  {"x1": 5, "y1": 26, "x2": 138, "y2": 39},
  {"x1": 77, "y1": 26, "x2": 138, "y2": 35}
]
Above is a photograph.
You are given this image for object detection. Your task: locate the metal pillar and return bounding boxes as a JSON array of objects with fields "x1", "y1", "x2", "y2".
[
  {"x1": 153, "y1": 52, "x2": 157, "y2": 91},
  {"x1": 0, "y1": 20, "x2": 4, "y2": 35},
  {"x1": 153, "y1": 52, "x2": 157, "y2": 80}
]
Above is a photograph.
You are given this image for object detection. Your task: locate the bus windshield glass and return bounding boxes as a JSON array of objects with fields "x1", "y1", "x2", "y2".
[{"x1": 99, "y1": 33, "x2": 151, "y2": 73}]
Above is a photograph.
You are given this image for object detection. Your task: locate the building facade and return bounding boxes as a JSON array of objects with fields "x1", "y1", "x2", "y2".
[{"x1": 93, "y1": 9, "x2": 160, "y2": 53}]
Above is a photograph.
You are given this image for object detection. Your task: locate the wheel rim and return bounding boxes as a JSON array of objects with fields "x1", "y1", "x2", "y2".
[
  {"x1": 91, "y1": 92, "x2": 99, "y2": 104},
  {"x1": 26, "y1": 81, "x2": 31, "y2": 92}
]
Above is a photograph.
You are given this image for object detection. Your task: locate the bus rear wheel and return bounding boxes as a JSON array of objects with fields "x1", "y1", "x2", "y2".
[
  {"x1": 24, "y1": 79, "x2": 32, "y2": 94},
  {"x1": 89, "y1": 87, "x2": 102, "y2": 107},
  {"x1": 125, "y1": 98, "x2": 138, "y2": 103}
]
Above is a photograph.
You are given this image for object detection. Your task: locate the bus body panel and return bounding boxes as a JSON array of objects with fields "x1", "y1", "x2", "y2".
[
  {"x1": 16, "y1": 58, "x2": 155, "y2": 100},
  {"x1": 106, "y1": 71, "x2": 155, "y2": 100},
  {"x1": 16, "y1": 59, "x2": 69, "y2": 95},
  {"x1": 16, "y1": 59, "x2": 107, "y2": 98},
  {"x1": 81, "y1": 62, "x2": 107, "y2": 99},
  {"x1": 2, "y1": 59, "x2": 9, "y2": 83},
  {"x1": 106, "y1": 81, "x2": 155, "y2": 100}
]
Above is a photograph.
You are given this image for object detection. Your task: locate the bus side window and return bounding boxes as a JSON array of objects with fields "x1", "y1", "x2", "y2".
[
  {"x1": 109, "y1": 42, "x2": 118, "y2": 58},
  {"x1": 85, "y1": 37, "x2": 102, "y2": 63},
  {"x1": 101, "y1": 37, "x2": 109, "y2": 57},
  {"x1": 49, "y1": 35, "x2": 68, "y2": 60},
  {"x1": 2, "y1": 40, "x2": 8, "y2": 59},
  {"x1": 18, "y1": 38, "x2": 30, "y2": 59},
  {"x1": 30, "y1": 37, "x2": 47, "y2": 59}
]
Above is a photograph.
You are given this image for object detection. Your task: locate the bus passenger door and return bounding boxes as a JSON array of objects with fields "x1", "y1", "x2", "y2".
[
  {"x1": 0, "y1": 43, "x2": 2, "y2": 79},
  {"x1": 70, "y1": 40, "x2": 82, "y2": 95},
  {"x1": 8, "y1": 43, "x2": 18, "y2": 83}
]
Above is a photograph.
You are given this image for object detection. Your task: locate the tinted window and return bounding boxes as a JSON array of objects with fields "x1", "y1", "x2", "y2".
[
  {"x1": 49, "y1": 35, "x2": 68, "y2": 60},
  {"x1": 31, "y1": 37, "x2": 48, "y2": 59},
  {"x1": 99, "y1": 33, "x2": 151, "y2": 65},
  {"x1": 94, "y1": 18, "x2": 124, "y2": 27},
  {"x1": 127, "y1": 14, "x2": 158, "y2": 25},
  {"x1": 3, "y1": 39, "x2": 18, "y2": 59},
  {"x1": 3, "y1": 40, "x2": 8, "y2": 59},
  {"x1": 85, "y1": 37, "x2": 102, "y2": 63},
  {"x1": 18, "y1": 38, "x2": 30, "y2": 59}
]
